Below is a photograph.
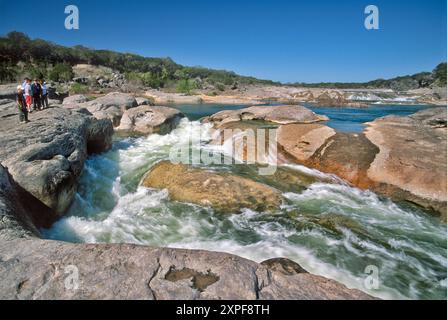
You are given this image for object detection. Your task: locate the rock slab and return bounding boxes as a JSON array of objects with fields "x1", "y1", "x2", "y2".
[{"x1": 141, "y1": 161, "x2": 283, "y2": 213}]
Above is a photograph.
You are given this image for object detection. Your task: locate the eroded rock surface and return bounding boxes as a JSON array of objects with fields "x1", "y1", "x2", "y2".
[
  {"x1": 0, "y1": 163, "x2": 373, "y2": 300},
  {"x1": 275, "y1": 107, "x2": 447, "y2": 219},
  {"x1": 117, "y1": 105, "x2": 185, "y2": 135},
  {"x1": 0, "y1": 238, "x2": 373, "y2": 300},
  {"x1": 62, "y1": 94, "x2": 88, "y2": 105},
  {"x1": 141, "y1": 161, "x2": 283, "y2": 213},
  {"x1": 204, "y1": 105, "x2": 328, "y2": 127},
  {"x1": 364, "y1": 108, "x2": 447, "y2": 218},
  {"x1": 0, "y1": 107, "x2": 113, "y2": 218},
  {"x1": 64, "y1": 92, "x2": 138, "y2": 126}
]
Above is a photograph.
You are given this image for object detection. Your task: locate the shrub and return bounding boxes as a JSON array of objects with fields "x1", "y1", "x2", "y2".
[
  {"x1": 70, "y1": 83, "x2": 89, "y2": 94},
  {"x1": 0, "y1": 62, "x2": 18, "y2": 83},
  {"x1": 49, "y1": 63, "x2": 74, "y2": 82},
  {"x1": 433, "y1": 62, "x2": 447, "y2": 86},
  {"x1": 215, "y1": 83, "x2": 225, "y2": 91},
  {"x1": 176, "y1": 79, "x2": 197, "y2": 95}
]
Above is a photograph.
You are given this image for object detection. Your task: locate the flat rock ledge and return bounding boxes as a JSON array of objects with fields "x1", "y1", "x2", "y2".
[
  {"x1": 276, "y1": 107, "x2": 447, "y2": 220},
  {"x1": 0, "y1": 238, "x2": 374, "y2": 300},
  {"x1": 203, "y1": 105, "x2": 329, "y2": 127},
  {"x1": 63, "y1": 92, "x2": 138, "y2": 127},
  {"x1": 141, "y1": 161, "x2": 283, "y2": 213}
]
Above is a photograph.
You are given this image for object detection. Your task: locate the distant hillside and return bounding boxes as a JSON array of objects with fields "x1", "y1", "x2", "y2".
[
  {"x1": 0, "y1": 31, "x2": 445, "y2": 93},
  {"x1": 293, "y1": 64, "x2": 446, "y2": 91},
  {"x1": 0, "y1": 31, "x2": 278, "y2": 93}
]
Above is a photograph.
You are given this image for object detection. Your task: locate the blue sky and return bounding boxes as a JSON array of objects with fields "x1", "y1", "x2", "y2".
[{"x1": 0, "y1": 0, "x2": 446, "y2": 83}]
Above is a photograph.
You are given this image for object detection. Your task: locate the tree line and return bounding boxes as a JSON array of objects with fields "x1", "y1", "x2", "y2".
[
  {"x1": 0, "y1": 31, "x2": 278, "y2": 90},
  {"x1": 1, "y1": 31, "x2": 445, "y2": 91}
]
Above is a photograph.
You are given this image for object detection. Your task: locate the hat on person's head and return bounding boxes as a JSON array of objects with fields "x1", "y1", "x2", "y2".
[{"x1": 17, "y1": 85, "x2": 22, "y2": 91}]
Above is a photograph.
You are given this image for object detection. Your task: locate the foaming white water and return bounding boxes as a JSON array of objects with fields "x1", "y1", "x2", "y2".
[{"x1": 43, "y1": 118, "x2": 447, "y2": 300}]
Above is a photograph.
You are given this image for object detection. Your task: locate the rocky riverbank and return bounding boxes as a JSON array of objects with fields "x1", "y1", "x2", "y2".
[
  {"x1": 143, "y1": 84, "x2": 447, "y2": 107},
  {"x1": 0, "y1": 94, "x2": 373, "y2": 299},
  {"x1": 205, "y1": 105, "x2": 447, "y2": 220}
]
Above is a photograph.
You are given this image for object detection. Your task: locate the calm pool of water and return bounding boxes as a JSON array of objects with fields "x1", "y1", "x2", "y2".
[{"x1": 169, "y1": 103, "x2": 435, "y2": 132}]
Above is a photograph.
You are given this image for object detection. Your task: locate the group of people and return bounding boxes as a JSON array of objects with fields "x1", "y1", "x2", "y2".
[{"x1": 16, "y1": 78, "x2": 49, "y2": 123}]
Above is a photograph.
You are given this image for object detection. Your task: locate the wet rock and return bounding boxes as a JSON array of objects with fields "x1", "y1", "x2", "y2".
[
  {"x1": 117, "y1": 105, "x2": 185, "y2": 135},
  {"x1": 261, "y1": 258, "x2": 308, "y2": 275},
  {"x1": 255, "y1": 166, "x2": 322, "y2": 193},
  {"x1": 141, "y1": 161, "x2": 283, "y2": 213},
  {"x1": 315, "y1": 214, "x2": 369, "y2": 237}
]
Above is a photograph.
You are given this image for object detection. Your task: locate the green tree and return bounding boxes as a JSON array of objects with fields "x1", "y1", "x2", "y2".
[
  {"x1": 48, "y1": 63, "x2": 74, "y2": 82},
  {"x1": 0, "y1": 62, "x2": 18, "y2": 83},
  {"x1": 433, "y1": 62, "x2": 447, "y2": 86},
  {"x1": 176, "y1": 79, "x2": 197, "y2": 94}
]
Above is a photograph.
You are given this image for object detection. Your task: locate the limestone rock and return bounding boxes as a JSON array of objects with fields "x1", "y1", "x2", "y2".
[
  {"x1": 135, "y1": 97, "x2": 153, "y2": 106},
  {"x1": 204, "y1": 105, "x2": 328, "y2": 127},
  {"x1": 117, "y1": 105, "x2": 185, "y2": 135},
  {"x1": 0, "y1": 107, "x2": 114, "y2": 218},
  {"x1": 82, "y1": 92, "x2": 138, "y2": 126},
  {"x1": 62, "y1": 94, "x2": 88, "y2": 105},
  {"x1": 261, "y1": 258, "x2": 308, "y2": 275},
  {"x1": 365, "y1": 107, "x2": 447, "y2": 219},
  {"x1": 141, "y1": 161, "x2": 283, "y2": 213},
  {"x1": 278, "y1": 123, "x2": 336, "y2": 162},
  {"x1": 0, "y1": 238, "x2": 373, "y2": 300}
]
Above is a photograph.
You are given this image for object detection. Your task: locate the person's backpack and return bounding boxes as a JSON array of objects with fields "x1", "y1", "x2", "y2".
[{"x1": 34, "y1": 83, "x2": 42, "y2": 96}]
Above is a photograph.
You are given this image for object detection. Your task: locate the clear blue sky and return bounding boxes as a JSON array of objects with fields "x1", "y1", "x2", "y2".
[{"x1": 0, "y1": 0, "x2": 446, "y2": 83}]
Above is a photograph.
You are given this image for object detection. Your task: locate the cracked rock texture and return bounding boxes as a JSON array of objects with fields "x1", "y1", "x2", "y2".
[
  {"x1": 141, "y1": 161, "x2": 283, "y2": 213},
  {"x1": 0, "y1": 105, "x2": 114, "y2": 221},
  {"x1": 0, "y1": 238, "x2": 373, "y2": 300},
  {"x1": 117, "y1": 105, "x2": 185, "y2": 135}
]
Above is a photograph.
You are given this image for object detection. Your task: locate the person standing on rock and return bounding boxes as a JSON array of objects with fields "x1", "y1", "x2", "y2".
[
  {"x1": 16, "y1": 85, "x2": 29, "y2": 123},
  {"x1": 32, "y1": 79, "x2": 42, "y2": 111},
  {"x1": 40, "y1": 79, "x2": 48, "y2": 109},
  {"x1": 24, "y1": 78, "x2": 33, "y2": 113}
]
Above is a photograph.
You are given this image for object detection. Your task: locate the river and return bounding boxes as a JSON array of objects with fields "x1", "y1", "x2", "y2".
[{"x1": 43, "y1": 104, "x2": 447, "y2": 299}]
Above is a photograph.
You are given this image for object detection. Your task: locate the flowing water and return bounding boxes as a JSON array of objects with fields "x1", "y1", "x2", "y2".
[{"x1": 43, "y1": 104, "x2": 447, "y2": 300}]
